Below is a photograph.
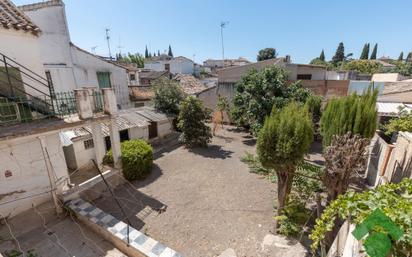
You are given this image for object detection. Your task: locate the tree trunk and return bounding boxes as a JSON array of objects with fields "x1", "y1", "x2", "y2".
[{"x1": 274, "y1": 165, "x2": 295, "y2": 233}]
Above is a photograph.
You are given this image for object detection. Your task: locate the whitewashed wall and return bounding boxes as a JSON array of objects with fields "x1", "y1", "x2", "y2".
[
  {"x1": 129, "y1": 126, "x2": 149, "y2": 140},
  {"x1": 0, "y1": 28, "x2": 48, "y2": 96},
  {"x1": 72, "y1": 137, "x2": 96, "y2": 169},
  {"x1": 169, "y1": 58, "x2": 194, "y2": 74},
  {"x1": 0, "y1": 132, "x2": 69, "y2": 218},
  {"x1": 157, "y1": 120, "x2": 173, "y2": 138},
  {"x1": 70, "y1": 46, "x2": 131, "y2": 109}
]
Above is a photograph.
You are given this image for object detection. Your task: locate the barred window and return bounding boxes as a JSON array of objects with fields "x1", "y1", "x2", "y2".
[{"x1": 83, "y1": 139, "x2": 94, "y2": 149}]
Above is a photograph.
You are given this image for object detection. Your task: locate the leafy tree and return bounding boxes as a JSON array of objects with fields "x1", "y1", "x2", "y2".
[
  {"x1": 384, "y1": 112, "x2": 412, "y2": 136},
  {"x1": 323, "y1": 133, "x2": 370, "y2": 201},
  {"x1": 343, "y1": 60, "x2": 383, "y2": 74},
  {"x1": 332, "y1": 42, "x2": 345, "y2": 63},
  {"x1": 257, "y1": 102, "x2": 313, "y2": 230},
  {"x1": 177, "y1": 96, "x2": 212, "y2": 147},
  {"x1": 310, "y1": 178, "x2": 412, "y2": 256},
  {"x1": 145, "y1": 45, "x2": 149, "y2": 58},
  {"x1": 360, "y1": 43, "x2": 370, "y2": 60},
  {"x1": 257, "y1": 48, "x2": 277, "y2": 61},
  {"x1": 406, "y1": 52, "x2": 412, "y2": 63},
  {"x1": 120, "y1": 53, "x2": 145, "y2": 68},
  {"x1": 168, "y1": 45, "x2": 174, "y2": 57},
  {"x1": 370, "y1": 43, "x2": 378, "y2": 59},
  {"x1": 389, "y1": 61, "x2": 412, "y2": 76},
  {"x1": 153, "y1": 77, "x2": 185, "y2": 117},
  {"x1": 320, "y1": 87, "x2": 378, "y2": 147},
  {"x1": 231, "y1": 66, "x2": 313, "y2": 135},
  {"x1": 305, "y1": 94, "x2": 322, "y2": 125},
  {"x1": 319, "y1": 49, "x2": 325, "y2": 61},
  {"x1": 310, "y1": 58, "x2": 328, "y2": 66},
  {"x1": 398, "y1": 51, "x2": 404, "y2": 61}
]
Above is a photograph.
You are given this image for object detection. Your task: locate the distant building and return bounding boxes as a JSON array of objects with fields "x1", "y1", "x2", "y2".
[
  {"x1": 144, "y1": 55, "x2": 195, "y2": 75},
  {"x1": 203, "y1": 57, "x2": 251, "y2": 73}
]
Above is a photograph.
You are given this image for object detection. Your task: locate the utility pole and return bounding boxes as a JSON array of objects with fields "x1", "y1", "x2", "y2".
[
  {"x1": 105, "y1": 28, "x2": 112, "y2": 60},
  {"x1": 220, "y1": 21, "x2": 229, "y2": 61}
]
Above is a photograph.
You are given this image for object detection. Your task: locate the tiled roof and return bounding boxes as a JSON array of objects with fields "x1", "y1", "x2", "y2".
[
  {"x1": 129, "y1": 86, "x2": 154, "y2": 101},
  {"x1": 18, "y1": 0, "x2": 63, "y2": 12},
  {"x1": 139, "y1": 70, "x2": 168, "y2": 80},
  {"x1": 0, "y1": 0, "x2": 40, "y2": 34},
  {"x1": 174, "y1": 74, "x2": 209, "y2": 95}
]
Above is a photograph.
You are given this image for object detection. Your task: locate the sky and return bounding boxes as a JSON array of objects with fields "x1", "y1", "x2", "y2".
[{"x1": 13, "y1": 0, "x2": 412, "y2": 64}]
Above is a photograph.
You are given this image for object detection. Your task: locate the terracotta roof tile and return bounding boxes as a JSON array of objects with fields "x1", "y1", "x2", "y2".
[
  {"x1": 174, "y1": 74, "x2": 208, "y2": 95},
  {"x1": 129, "y1": 86, "x2": 154, "y2": 101},
  {"x1": 0, "y1": 0, "x2": 40, "y2": 34}
]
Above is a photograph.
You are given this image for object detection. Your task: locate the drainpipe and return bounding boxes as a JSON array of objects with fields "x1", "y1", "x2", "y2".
[{"x1": 38, "y1": 136, "x2": 63, "y2": 214}]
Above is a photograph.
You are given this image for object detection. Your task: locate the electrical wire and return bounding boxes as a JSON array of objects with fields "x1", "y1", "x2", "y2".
[{"x1": 2, "y1": 216, "x2": 25, "y2": 257}]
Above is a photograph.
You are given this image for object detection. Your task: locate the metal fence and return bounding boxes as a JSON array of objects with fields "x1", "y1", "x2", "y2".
[{"x1": 0, "y1": 90, "x2": 105, "y2": 126}]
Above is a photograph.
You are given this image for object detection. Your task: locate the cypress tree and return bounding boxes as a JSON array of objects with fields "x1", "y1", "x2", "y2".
[
  {"x1": 320, "y1": 87, "x2": 378, "y2": 147},
  {"x1": 370, "y1": 43, "x2": 378, "y2": 59},
  {"x1": 406, "y1": 52, "x2": 412, "y2": 63},
  {"x1": 332, "y1": 42, "x2": 345, "y2": 63},
  {"x1": 360, "y1": 43, "x2": 370, "y2": 59},
  {"x1": 319, "y1": 50, "x2": 325, "y2": 61},
  {"x1": 158, "y1": 50, "x2": 161, "y2": 56},
  {"x1": 168, "y1": 45, "x2": 174, "y2": 57},
  {"x1": 145, "y1": 46, "x2": 149, "y2": 58},
  {"x1": 398, "y1": 52, "x2": 404, "y2": 61}
]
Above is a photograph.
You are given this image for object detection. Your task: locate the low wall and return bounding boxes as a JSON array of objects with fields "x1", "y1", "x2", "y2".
[
  {"x1": 67, "y1": 198, "x2": 182, "y2": 257},
  {"x1": 385, "y1": 132, "x2": 412, "y2": 183}
]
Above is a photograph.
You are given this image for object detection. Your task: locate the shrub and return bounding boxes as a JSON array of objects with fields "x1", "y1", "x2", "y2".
[
  {"x1": 384, "y1": 112, "x2": 412, "y2": 136},
  {"x1": 177, "y1": 96, "x2": 212, "y2": 147},
  {"x1": 320, "y1": 87, "x2": 378, "y2": 147},
  {"x1": 103, "y1": 139, "x2": 153, "y2": 181}
]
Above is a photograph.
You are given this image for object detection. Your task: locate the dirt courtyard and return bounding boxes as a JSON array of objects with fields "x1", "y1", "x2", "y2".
[{"x1": 94, "y1": 126, "x2": 279, "y2": 256}]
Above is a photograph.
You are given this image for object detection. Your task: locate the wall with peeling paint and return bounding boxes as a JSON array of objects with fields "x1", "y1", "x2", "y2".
[{"x1": 0, "y1": 132, "x2": 69, "y2": 218}]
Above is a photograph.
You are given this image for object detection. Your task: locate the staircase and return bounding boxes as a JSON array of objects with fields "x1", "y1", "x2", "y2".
[{"x1": 0, "y1": 52, "x2": 56, "y2": 124}]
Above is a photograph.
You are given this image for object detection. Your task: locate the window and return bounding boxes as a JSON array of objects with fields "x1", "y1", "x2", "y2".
[
  {"x1": 96, "y1": 72, "x2": 111, "y2": 88},
  {"x1": 129, "y1": 73, "x2": 136, "y2": 81},
  {"x1": 83, "y1": 139, "x2": 94, "y2": 149},
  {"x1": 297, "y1": 74, "x2": 312, "y2": 80},
  {"x1": 119, "y1": 129, "x2": 130, "y2": 142}
]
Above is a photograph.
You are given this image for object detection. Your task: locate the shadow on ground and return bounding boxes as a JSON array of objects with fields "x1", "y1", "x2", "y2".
[
  {"x1": 188, "y1": 144, "x2": 234, "y2": 159},
  {"x1": 93, "y1": 179, "x2": 167, "y2": 230}
]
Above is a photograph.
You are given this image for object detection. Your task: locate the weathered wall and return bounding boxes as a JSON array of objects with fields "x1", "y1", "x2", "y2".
[
  {"x1": 0, "y1": 28, "x2": 48, "y2": 96},
  {"x1": 286, "y1": 64, "x2": 326, "y2": 80},
  {"x1": 300, "y1": 80, "x2": 349, "y2": 99},
  {"x1": 169, "y1": 58, "x2": 194, "y2": 74},
  {"x1": 72, "y1": 137, "x2": 96, "y2": 169},
  {"x1": 0, "y1": 132, "x2": 69, "y2": 218},
  {"x1": 157, "y1": 120, "x2": 173, "y2": 138},
  {"x1": 197, "y1": 87, "x2": 218, "y2": 111},
  {"x1": 70, "y1": 46, "x2": 131, "y2": 109},
  {"x1": 365, "y1": 134, "x2": 393, "y2": 187},
  {"x1": 385, "y1": 132, "x2": 412, "y2": 183},
  {"x1": 129, "y1": 126, "x2": 149, "y2": 140}
]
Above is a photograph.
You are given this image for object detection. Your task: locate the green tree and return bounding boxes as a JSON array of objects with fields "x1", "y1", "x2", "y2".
[
  {"x1": 145, "y1": 45, "x2": 149, "y2": 58},
  {"x1": 168, "y1": 45, "x2": 173, "y2": 57},
  {"x1": 390, "y1": 61, "x2": 412, "y2": 76},
  {"x1": 332, "y1": 42, "x2": 345, "y2": 64},
  {"x1": 398, "y1": 51, "x2": 404, "y2": 61},
  {"x1": 231, "y1": 66, "x2": 313, "y2": 135},
  {"x1": 320, "y1": 87, "x2": 378, "y2": 147},
  {"x1": 319, "y1": 49, "x2": 325, "y2": 61},
  {"x1": 153, "y1": 77, "x2": 185, "y2": 117},
  {"x1": 257, "y1": 48, "x2": 277, "y2": 61},
  {"x1": 360, "y1": 43, "x2": 370, "y2": 60},
  {"x1": 370, "y1": 43, "x2": 378, "y2": 59},
  {"x1": 257, "y1": 102, "x2": 313, "y2": 230},
  {"x1": 384, "y1": 112, "x2": 412, "y2": 136},
  {"x1": 177, "y1": 96, "x2": 212, "y2": 147},
  {"x1": 343, "y1": 60, "x2": 383, "y2": 74},
  {"x1": 310, "y1": 58, "x2": 328, "y2": 66},
  {"x1": 310, "y1": 178, "x2": 412, "y2": 255},
  {"x1": 121, "y1": 53, "x2": 145, "y2": 68},
  {"x1": 406, "y1": 52, "x2": 412, "y2": 63}
]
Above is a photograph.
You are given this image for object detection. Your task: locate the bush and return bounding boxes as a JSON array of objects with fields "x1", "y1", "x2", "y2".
[
  {"x1": 384, "y1": 112, "x2": 412, "y2": 136},
  {"x1": 103, "y1": 139, "x2": 153, "y2": 181},
  {"x1": 177, "y1": 96, "x2": 212, "y2": 147}
]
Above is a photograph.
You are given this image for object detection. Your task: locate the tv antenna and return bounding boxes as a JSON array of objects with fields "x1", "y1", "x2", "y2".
[
  {"x1": 105, "y1": 28, "x2": 112, "y2": 60},
  {"x1": 220, "y1": 21, "x2": 229, "y2": 60},
  {"x1": 117, "y1": 36, "x2": 124, "y2": 56}
]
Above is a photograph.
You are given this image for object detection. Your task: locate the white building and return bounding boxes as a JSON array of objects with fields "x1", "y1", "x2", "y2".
[
  {"x1": 18, "y1": 0, "x2": 131, "y2": 109},
  {"x1": 144, "y1": 54, "x2": 195, "y2": 75}
]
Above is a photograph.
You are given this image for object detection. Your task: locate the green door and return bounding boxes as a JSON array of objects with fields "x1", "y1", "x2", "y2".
[{"x1": 97, "y1": 72, "x2": 111, "y2": 88}]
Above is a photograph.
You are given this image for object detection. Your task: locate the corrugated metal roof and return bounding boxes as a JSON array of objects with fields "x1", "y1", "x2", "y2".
[
  {"x1": 134, "y1": 107, "x2": 169, "y2": 122},
  {"x1": 377, "y1": 102, "x2": 412, "y2": 116}
]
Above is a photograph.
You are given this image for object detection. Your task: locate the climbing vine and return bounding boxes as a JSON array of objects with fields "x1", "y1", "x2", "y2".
[{"x1": 310, "y1": 178, "x2": 412, "y2": 256}]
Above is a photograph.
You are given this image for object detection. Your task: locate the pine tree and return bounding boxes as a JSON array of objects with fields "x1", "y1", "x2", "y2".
[
  {"x1": 145, "y1": 46, "x2": 149, "y2": 58},
  {"x1": 319, "y1": 49, "x2": 325, "y2": 61},
  {"x1": 398, "y1": 52, "x2": 404, "y2": 61},
  {"x1": 158, "y1": 50, "x2": 161, "y2": 56},
  {"x1": 332, "y1": 42, "x2": 345, "y2": 63},
  {"x1": 320, "y1": 87, "x2": 378, "y2": 147},
  {"x1": 360, "y1": 43, "x2": 370, "y2": 59},
  {"x1": 406, "y1": 52, "x2": 412, "y2": 63},
  {"x1": 168, "y1": 45, "x2": 173, "y2": 57},
  {"x1": 370, "y1": 43, "x2": 378, "y2": 59}
]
